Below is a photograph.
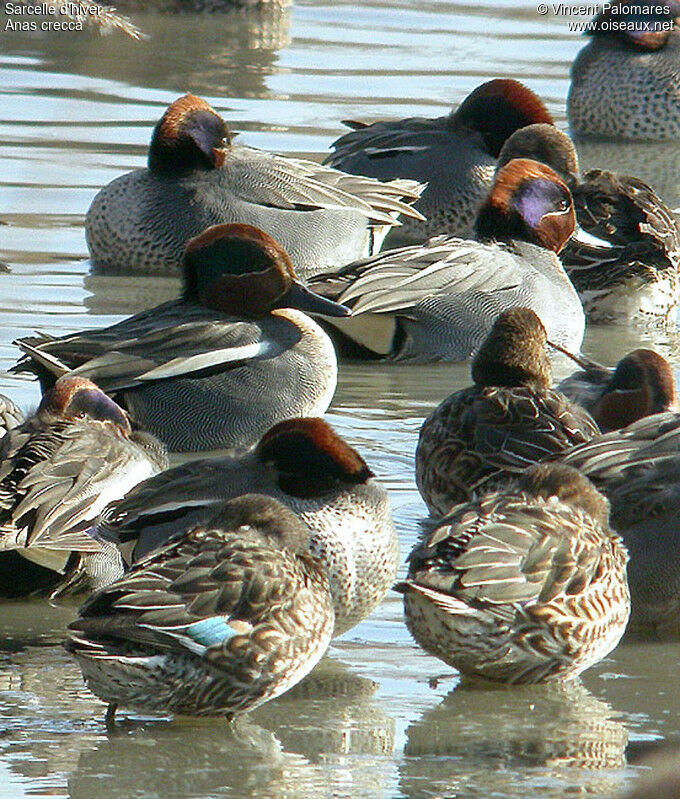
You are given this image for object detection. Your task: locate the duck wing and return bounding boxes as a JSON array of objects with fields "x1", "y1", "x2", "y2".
[
  {"x1": 324, "y1": 115, "x2": 454, "y2": 167},
  {"x1": 13, "y1": 302, "x2": 296, "y2": 394},
  {"x1": 560, "y1": 412, "x2": 680, "y2": 526},
  {"x1": 70, "y1": 519, "x2": 329, "y2": 665},
  {"x1": 0, "y1": 421, "x2": 159, "y2": 554},
  {"x1": 225, "y1": 145, "x2": 425, "y2": 224},
  {"x1": 310, "y1": 237, "x2": 523, "y2": 315}
]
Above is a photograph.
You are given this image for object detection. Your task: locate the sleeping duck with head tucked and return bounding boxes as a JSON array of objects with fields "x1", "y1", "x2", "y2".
[
  {"x1": 13, "y1": 224, "x2": 349, "y2": 452},
  {"x1": 85, "y1": 93, "x2": 425, "y2": 279},
  {"x1": 309, "y1": 158, "x2": 584, "y2": 362}
]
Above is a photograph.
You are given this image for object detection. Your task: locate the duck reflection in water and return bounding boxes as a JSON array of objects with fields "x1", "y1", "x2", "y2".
[
  {"x1": 400, "y1": 680, "x2": 628, "y2": 799},
  {"x1": 64, "y1": 656, "x2": 394, "y2": 799}
]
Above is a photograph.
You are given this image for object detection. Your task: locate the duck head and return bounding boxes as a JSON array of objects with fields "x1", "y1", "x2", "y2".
[
  {"x1": 471, "y1": 307, "x2": 552, "y2": 389},
  {"x1": 496, "y1": 124, "x2": 580, "y2": 190},
  {"x1": 589, "y1": 0, "x2": 680, "y2": 50},
  {"x1": 519, "y1": 463, "x2": 611, "y2": 527},
  {"x1": 202, "y1": 494, "x2": 313, "y2": 554},
  {"x1": 475, "y1": 158, "x2": 576, "y2": 253},
  {"x1": 592, "y1": 349, "x2": 678, "y2": 431},
  {"x1": 452, "y1": 79, "x2": 554, "y2": 158},
  {"x1": 148, "y1": 94, "x2": 230, "y2": 176},
  {"x1": 38, "y1": 375, "x2": 131, "y2": 432},
  {"x1": 182, "y1": 223, "x2": 351, "y2": 319},
  {"x1": 256, "y1": 418, "x2": 374, "y2": 498}
]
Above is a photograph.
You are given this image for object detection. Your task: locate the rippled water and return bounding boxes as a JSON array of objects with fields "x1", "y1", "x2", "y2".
[{"x1": 2, "y1": 2, "x2": 680, "y2": 797}]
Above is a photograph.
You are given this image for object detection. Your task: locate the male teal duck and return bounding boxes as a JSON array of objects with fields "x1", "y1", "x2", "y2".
[
  {"x1": 324, "y1": 79, "x2": 553, "y2": 243},
  {"x1": 559, "y1": 411, "x2": 680, "y2": 637},
  {"x1": 557, "y1": 348, "x2": 678, "y2": 431},
  {"x1": 85, "y1": 93, "x2": 424, "y2": 278},
  {"x1": 497, "y1": 124, "x2": 680, "y2": 323},
  {"x1": 309, "y1": 159, "x2": 584, "y2": 362},
  {"x1": 396, "y1": 463, "x2": 630, "y2": 684},
  {"x1": 415, "y1": 308, "x2": 600, "y2": 516},
  {"x1": 567, "y1": 0, "x2": 680, "y2": 140},
  {"x1": 0, "y1": 376, "x2": 168, "y2": 598},
  {"x1": 94, "y1": 417, "x2": 398, "y2": 636},
  {"x1": 67, "y1": 494, "x2": 334, "y2": 720},
  {"x1": 12, "y1": 224, "x2": 349, "y2": 452}
]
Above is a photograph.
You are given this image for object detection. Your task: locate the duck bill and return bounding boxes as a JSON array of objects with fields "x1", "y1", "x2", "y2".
[
  {"x1": 282, "y1": 281, "x2": 351, "y2": 318},
  {"x1": 547, "y1": 339, "x2": 606, "y2": 372}
]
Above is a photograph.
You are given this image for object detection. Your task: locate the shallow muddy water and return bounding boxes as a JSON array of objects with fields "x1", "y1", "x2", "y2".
[{"x1": 1, "y1": 2, "x2": 680, "y2": 797}]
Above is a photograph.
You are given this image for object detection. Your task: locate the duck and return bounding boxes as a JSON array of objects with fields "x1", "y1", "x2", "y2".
[
  {"x1": 496, "y1": 123, "x2": 680, "y2": 323},
  {"x1": 324, "y1": 79, "x2": 554, "y2": 243},
  {"x1": 415, "y1": 307, "x2": 600, "y2": 516},
  {"x1": 0, "y1": 375, "x2": 168, "y2": 599},
  {"x1": 85, "y1": 93, "x2": 424, "y2": 279},
  {"x1": 0, "y1": 394, "x2": 24, "y2": 439},
  {"x1": 567, "y1": 0, "x2": 680, "y2": 140},
  {"x1": 556, "y1": 348, "x2": 678, "y2": 431},
  {"x1": 395, "y1": 462, "x2": 630, "y2": 684},
  {"x1": 559, "y1": 411, "x2": 680, "y2": 637},
  {"x1": 93, "y1": 417, "x2": 398, "y2": 636},
  {"x1": 67, "y1": 494, "x2": 334, "y2": 721},
  {"x1": 12, "y1": 224, "x2": 349, "y2": 453},
  {"x1": 308, "y1": 159, "x2": 585, "y2": 362}
]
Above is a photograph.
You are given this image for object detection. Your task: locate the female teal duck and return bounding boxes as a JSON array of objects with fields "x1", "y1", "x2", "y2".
[
  {"x1": 497, "y1": 124, "x2": 680, "y2": 323},
  {"x1": 86, "y1": 94, "x2": 424, "y2": 278},
  {"x1": 0, "y1": 376, "x2": 168, "y2": 598},
  {"x1": 309, "y1": 159, "x2": 584, "y2": 362},
  {"x1": 12, "y1": 224, "x2": 348, "y2": 452},
  {"x1": 567, "y1": 0, "x2": 680, "y2": 140},
  {"x1": 67, "y1": 494, "x2": 334, "y2": 720},
  {"x1": 557, "y1": 348, "x2": 678, "y2": 431},
  {"x1": 94, "y1": 417, "x2": 398, "y2": 636},
  {"x1": 396, "y1": 463, "x2": 630, "y2": 684},
  {"x1": 324, "y1": 79, "x2": 553, "y2": 242},
  {"x1": 415, "y1": 308, "x2": 600, "y2": 516},
  {"x1": 560, "y1": 411, "x2": 680, "y2": 637}
]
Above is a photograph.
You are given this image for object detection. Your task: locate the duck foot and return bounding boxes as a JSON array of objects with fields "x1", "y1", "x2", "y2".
[{"x1": 105, "y1": 702, "x2": 118, "y2": 731}]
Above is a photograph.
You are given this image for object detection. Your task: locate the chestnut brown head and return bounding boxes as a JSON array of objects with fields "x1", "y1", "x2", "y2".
[
  {"x1": 452, "y1": 79, "x2": 554, "y2": 157},
  {"x1": 475, "y1": 158, "x2": 575, "y2": 253},
  {"x1": 256, "y1": 418, "x2": 373, "y2": 498},
  {"x1": 148, "y1": 94, "x2": 230, "y2": 175},
  {"x1": 39, "y1": 376, "x2": 131, "y2": 432},
  {"x1": 592, "y1": 349, "x2": 678, "y2": 431}
]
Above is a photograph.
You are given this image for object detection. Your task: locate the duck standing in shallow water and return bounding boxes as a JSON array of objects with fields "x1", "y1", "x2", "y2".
[
  {"x1": 0, "y1": 376, "x2": 168, "y2": 598},
  {"x1": 67, "y1": 495, "x2": 334, "y2": 720},
  {"x1": 12, "y1": 224, "x2": 349, "y2": 452},
  {"x1": 497, "y1": 124, "x2": 680, "y2": 323},
  {"x1": 94, "y1": 417, "x2": 398, "y2": 636},
  {"x1": 415, "y1": 308, "x2": 600, "y2": 516},
  {"x1": 86, "y1": 93, "x2": 424, "y2": 278},
  {"x1": 567, "y1": 0, "x2": 680, "y2": 140},
  {"x1": 557, "y1": 348, "x2": 678, "y2": 431},
  {"x1": 324, "y1": 79, "x2": 554, "y2": 242},
  {"x1": 309, "y1": 159, "x2": 584, "y2": 362},
  {"x1": 396, "y1": 463, "x2": 630, "y2": 684}
]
